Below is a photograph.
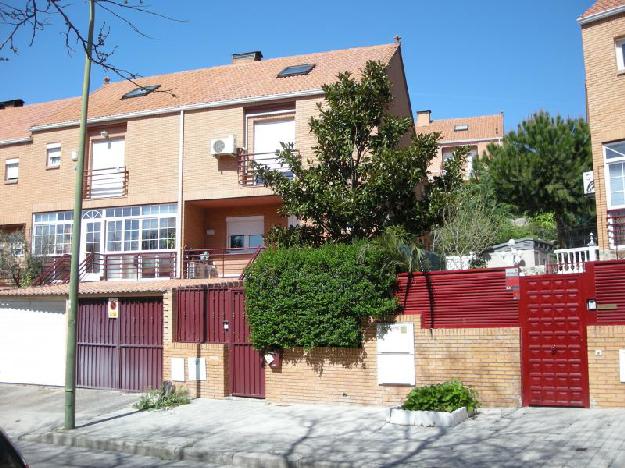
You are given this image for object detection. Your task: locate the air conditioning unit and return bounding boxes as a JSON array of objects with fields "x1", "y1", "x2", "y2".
[{"x1": 210, "y1": 135, "x2": 236, "y2": 157}]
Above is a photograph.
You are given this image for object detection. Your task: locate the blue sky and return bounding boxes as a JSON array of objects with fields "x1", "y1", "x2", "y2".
[{"x1": 0, "y1": 0, "x2": 595, "y2": 131}]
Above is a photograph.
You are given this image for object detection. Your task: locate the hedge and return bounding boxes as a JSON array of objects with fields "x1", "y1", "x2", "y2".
[{"x1": 244, "y1": 241, "x2": 398, "y2": 350}]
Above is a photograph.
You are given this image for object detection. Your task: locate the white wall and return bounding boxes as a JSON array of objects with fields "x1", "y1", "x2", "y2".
[{"x1": 0, "y1": 298, "x2": 67, "y2": 386}]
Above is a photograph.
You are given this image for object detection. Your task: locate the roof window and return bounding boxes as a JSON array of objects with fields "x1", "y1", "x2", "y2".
[
  {"x1": 121, "y1": 85, "x2": 161, "y2": 100},
  {"x1": 454, "y1": 124, "x2": 469, "y2": 132},
  {"x1": 277, "y1": 64, "x2": 315, "y2": 78}
]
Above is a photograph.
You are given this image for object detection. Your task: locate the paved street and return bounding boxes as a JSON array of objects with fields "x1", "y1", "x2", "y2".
[{"x1": 2, "y1": 384, "x2": 625, "y2": 467}]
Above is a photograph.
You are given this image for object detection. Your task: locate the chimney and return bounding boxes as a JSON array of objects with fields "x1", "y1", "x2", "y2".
[
  {"x1": 103, "y1": 76, "x2": 111, "y2": 85},
  {"x1": 416, "y1": 109, "x2": 431, "y2": 127},
  {"x1": 0, "y1": 99, "x2": 25, "y2": 109},
  {"x1": 232, "y1": 51, "x2": 263, "y2": 64}
]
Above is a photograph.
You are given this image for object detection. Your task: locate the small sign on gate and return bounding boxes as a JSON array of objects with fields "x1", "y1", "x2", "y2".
[{"x1": 107, "y1": 298, "x2": 119, "y2": 319}]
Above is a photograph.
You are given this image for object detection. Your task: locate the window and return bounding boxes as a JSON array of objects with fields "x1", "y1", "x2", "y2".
[
  {"x1": 616, "y1": 38, "x2": 625, "y2": 72},
  {"x1": 226, "y1": 216, "x2": 264, "y2": 251},
  {"x1": 252, "y1": 118, "x2": 295, "y2": 178},
  {"x1": 605, "y1": 141, "x2": 625, "y2": 209},
  {"x1": 121, "y1": 84, "x2": 160, "y2": 100},
  {"x1": 4, "y1": 159, "x2": 18, "y2": 183},
  {"x1": 47, "y1": 143, "x2": 61, "y2": 168},
  {"x1": 90, "y1": 137, "x2": 125, "y2": 198},
  {"x1": 277, "y1": 63, "x2": 315, "y2": 78},
  {"x1": 454, "y1": 124, "x2": 469, "y2": 132},
  {"x1": 33, "y1": 211, "x2": 73, "y2": 255},
  {"x1": 103, "y1": 204, "x2": 176, "y2": 252}
]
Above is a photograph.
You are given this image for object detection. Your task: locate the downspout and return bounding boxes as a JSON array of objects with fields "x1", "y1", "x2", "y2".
[{"x1": 176, "y1": 110, "x2": 184, "y2": 278}]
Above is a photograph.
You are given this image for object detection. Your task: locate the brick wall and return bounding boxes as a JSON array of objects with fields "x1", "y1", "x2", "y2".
[
  {"x1": 581, "y1": 14, "x2": 625, "y2": 250},
  {"x1": 265, "y1": 315, "x2": 522, "y2": 407},
  {"x1": 162, "y1": 289, "x2": 229, "y2": 399},
  {"x1": 587, "y1": 325, "x2": 625, "y2": 407}
]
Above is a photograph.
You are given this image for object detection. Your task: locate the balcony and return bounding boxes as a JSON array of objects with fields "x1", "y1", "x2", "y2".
[
  {"x1": 182, "y1": 248, "x2": 263, "y2": 279},
  {"x1": 608, "y1": 209, "x2": 625, "y2": 249},
  {"x1": 547, "y1": 245, "x2": 599, "y2": 274},
  {"x1": 237, "y1": 151, "x2": 295, "y2": 186},
  {"x1": 83, "y1": 167, "x2": 129, "y2": 199}
]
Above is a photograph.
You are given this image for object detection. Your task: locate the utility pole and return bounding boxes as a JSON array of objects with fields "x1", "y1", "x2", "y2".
[{"x1": 65, "y1": 0, "x2": 95, "y2": 430}]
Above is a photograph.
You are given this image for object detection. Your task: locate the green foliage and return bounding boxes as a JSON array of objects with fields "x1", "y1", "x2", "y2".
[
  {"x1": 402, "y1": 380, "x2": 479, "y2": 413},
  {"x1": 370, "y1": 226, "x2": 431, "y2": 274},
  {"x1": 244, "y1": 241, "x2": 398, "y2": 350},
  {"x1": 495, "y1": 213, "x2": 558, "y2": 244},
  {"x1": 0, "y1": 230, "x2": 44, "y2": 287},
  {"x1": 134, "y1": 381, "x2": 190, "y2": 411},
  {"x1": 431, "y1": 183, "x2": 504, "y2": 260},
  {"x1": 264, "y1": 225, "x2": 326, "y2": 249},
  {"x1": 476, "y1": 111, "x2": 594, "y2": 246},
  {"x1": 255, "y1": 61, "x2": 465, "y2": 243}
]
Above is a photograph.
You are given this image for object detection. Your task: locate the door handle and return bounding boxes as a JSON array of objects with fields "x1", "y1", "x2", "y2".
[{"x1": 551, "y1": 345, "x2": 557, "y2": 354}]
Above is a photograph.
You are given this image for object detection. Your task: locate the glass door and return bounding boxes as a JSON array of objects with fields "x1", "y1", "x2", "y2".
[{"x1": 81, "y1": 218, "x2": 104, "y2": 281}]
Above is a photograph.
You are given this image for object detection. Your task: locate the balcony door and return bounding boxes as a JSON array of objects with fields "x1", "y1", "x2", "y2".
[
  {"x1": 90, "y1": 138, "x2": 125, "y2": 198},
  {"x1": 253, "y1": 118, "x2": 295, "y2": 173},
  {"x1": 80, "y1": 211, "x2": 104, "y2": 282}
]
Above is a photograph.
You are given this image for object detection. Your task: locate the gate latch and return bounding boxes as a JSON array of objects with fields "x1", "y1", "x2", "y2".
[
  {"x1": 223, "y1": 320, "x2": 229, "y2": 330},
  {"x1": 551, "y1": 345, "x2": 557, "y2": 354}
]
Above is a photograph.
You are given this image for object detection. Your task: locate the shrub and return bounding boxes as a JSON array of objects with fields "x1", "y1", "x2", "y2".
[
  {"x1": 244, "y1": 241, "x2": 398, "y2": 350},
  {"x1": 134, "y1": 381, "x2": 190, "y2": 411},
  {"x1": 402, "y1": 380, "x2": 479, "y2": 413}
]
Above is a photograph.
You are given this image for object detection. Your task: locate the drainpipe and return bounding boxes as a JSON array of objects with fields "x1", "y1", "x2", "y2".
[{"x1": 176, "y1": 110, "x2": 184, "y2": 278}]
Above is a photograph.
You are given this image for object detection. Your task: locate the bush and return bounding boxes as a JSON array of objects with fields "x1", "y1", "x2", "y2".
[
  {"x1": 134, "y1": 381, "x2": 190, "y2": 411},
  {"x1": 402, "y1": 380, "x2": 479, "y2": 413},
  {"x1": 244, "y1": 241, "x2": 398, "y2": 350}
]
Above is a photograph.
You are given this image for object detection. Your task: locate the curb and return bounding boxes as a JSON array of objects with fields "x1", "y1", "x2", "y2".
[{"x1": 22, "y1": 431, "x2": 356, "y2": 468}]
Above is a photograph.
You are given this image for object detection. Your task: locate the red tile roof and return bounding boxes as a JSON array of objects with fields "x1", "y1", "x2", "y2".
[
  {"x1": 0, "y1": 97, "x2": 79, "y2": 142},
  {"x1": 0, "y1": 278, "x2": 242, "y2": 297},
  {"x1": 414, "y1": 113, "x2": 504, "y2": 142},
  {"x1": 580, "y1": 0, "x2": 625, "y2": 20},
  {"x1": 33, "y1": 43, "x2": 399, "y2": 129}
]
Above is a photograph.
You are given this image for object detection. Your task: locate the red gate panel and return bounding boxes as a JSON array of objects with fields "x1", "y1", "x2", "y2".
[
  {"x1": 228, "y1": 289, "x2": 265, "y2": 398},
  {"x1": 77, "y1": 297, "x2": 163, "y2": 392},
  {"x1": 520, "y1": 275, "x2": 590, "y2": 408}
]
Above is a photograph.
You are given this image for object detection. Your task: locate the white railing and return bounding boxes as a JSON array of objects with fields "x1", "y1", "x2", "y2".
[{"x1": 552, "y1": 245, "x2": 599, "y2": 274}]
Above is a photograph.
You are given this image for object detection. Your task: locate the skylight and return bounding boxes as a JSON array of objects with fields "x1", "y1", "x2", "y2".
[
  {"x1": 454, "y1": 124, "x2": 469, "y2": 132},
  {"x1": 277, "y1": 64, "x2": 315, "y2": 78},
  {"x1": 121, "y1": 85, "x2": 161, "y2": 100}
]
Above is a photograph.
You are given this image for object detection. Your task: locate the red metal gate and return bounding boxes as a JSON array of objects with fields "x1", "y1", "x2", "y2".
[
  {"x1": 520, "y1": 275, "x2": 590, "y2": 407},
  {"x1": 77, "y1": 297, "x2": 163, "y2": 392},
  {"x1": 228, "y1": 289, "x2": 265, "y2": 398}
]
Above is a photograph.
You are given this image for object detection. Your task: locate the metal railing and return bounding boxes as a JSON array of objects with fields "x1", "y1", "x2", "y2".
[
  {"x1": 88, "y1": 252, "x2": 177, "y2": 281},
  {"x1": 183, "y1": 247, "x2": 263, "y2": 279},
  {"x1": 83, "y1": 166, "x2": 129, "y2": 199},
  {"x1": 32, "y1": 255, "x2": 72, "y2": 285},
  {"x1": 608, "y1": 209, "x2": 625, "y2": 249},
  {"x1": 237, "y1": 151, "x2": 295, "y2": 186}
]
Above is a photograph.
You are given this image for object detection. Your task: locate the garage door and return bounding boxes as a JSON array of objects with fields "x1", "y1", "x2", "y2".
[
  {"x1": 77, "y1": 297, "x2": 163, "y2": 392},
  {"x1": 0, "y1": 298, "x2": 66, "y2": 386}
]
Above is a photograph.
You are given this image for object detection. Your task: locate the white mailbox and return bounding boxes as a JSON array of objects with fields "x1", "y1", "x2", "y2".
[
  {"x1": 187, "y1": 357, "x2": 207, "y2": 381},
  {"x1": 170, "y1": 357, "x2": 185, "y2": 382},
  {"x1": 376, "y1": 323, "x2": 415, "y2": 385}
]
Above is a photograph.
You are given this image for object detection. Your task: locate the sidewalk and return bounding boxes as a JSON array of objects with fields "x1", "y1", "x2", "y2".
[{"x1": 20, "y1": 396, "x2": 625, "y2": 467}]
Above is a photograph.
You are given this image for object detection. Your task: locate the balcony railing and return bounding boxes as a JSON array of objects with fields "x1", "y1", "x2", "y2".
[
  {"x1": 87, "y1": 252, "x2": 176, "y2": 281},
  {"x1": 547, "y1": 245, "x2": 599, "y2": 274},
  {"x1": 237, "y1": 151, "x2": 295, "y2": 186},
  {"x1": 183, "y1": 247, "x2": 263, "y2": 279},
  {"x1": 608, "y1": 209, "x2": 625, "y2": 249},
  {"x1": 83, "y1": 166, "x2": 129, "y2": 199}
]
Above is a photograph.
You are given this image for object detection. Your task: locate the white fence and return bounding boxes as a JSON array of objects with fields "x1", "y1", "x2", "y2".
[{"x1": 552, "y1": 245, "x2": 600, "y2": 274}]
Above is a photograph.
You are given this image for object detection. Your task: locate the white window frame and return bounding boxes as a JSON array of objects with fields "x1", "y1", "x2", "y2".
[
  {"x1": 46, "y1": 143, "x2": 62, "y2": 168},
  {"x1": 5, "y1": 158, "x2": 19, "y2": 183},
  {"x1": 32, "y1": 211, "x2": 73, "y2": 256},
  {"x1": 604, "y1": 141, "x2": 625, "y2": 210},
  {"x1": 103, "y1": 208, "x2": 177, "y2": 254},
  {"x1": 226, "y1": 216, "x2": 265, "y2": 250},
  {"x1": 616, "y1": 37, "x2": 625, "y2": 73}
]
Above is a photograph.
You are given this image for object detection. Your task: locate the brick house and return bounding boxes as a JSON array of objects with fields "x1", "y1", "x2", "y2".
[
  {"x1": 579, "y1": 0, "x2": 625, "y2": 255},
  {"x1": 0, "y1": 43, "x2": 412, "y2": 283},
  {"x1": 414, "y1": 110, "x2": 504, "y2": 178}
]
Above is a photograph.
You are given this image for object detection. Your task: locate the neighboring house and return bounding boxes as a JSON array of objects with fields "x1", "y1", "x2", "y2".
[
  {"x1": 0, "y1": 43, "x2": 412, "y2": 283},
  {"x1": 414, "y1": 110, "x2": 504, "y2": 178},
  {"x1": 579, "y1": 0, "x2": 625, "y2": 255}
]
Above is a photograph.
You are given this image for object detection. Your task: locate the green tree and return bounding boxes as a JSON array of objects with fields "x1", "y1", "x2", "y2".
[
  {"x1": 0, "y1": 230, "x2": 44, "y2": 287},
  {"x1": 476, "y1": 112, "x2": 594, "y2": 246},
  {"x1": 256, "y1": 61, "x2": 466, "y2": 243}
]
